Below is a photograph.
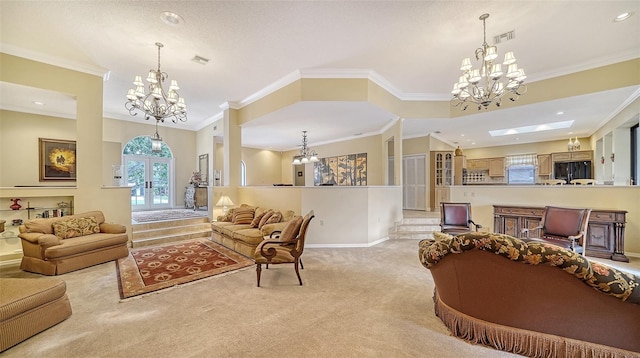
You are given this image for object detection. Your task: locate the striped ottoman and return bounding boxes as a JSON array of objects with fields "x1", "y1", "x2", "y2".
[{"x1": 0, "y1": 278, "x2": 72, "y2": 352}]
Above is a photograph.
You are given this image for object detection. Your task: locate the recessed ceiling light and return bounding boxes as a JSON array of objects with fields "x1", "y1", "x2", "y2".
[
  {"x1": 192, "y1": 55, "x2": 210, "y2": 65},
  {"x1": 160, "y1": 11, "x2": 184, "y2": 26},
  {"x1": 33, "y1": 101, "x2": 45, "y2": 106},
  {"x1": 614, "y1": 12, "x2": 633, "y2": 22},
  {"x1": 353, "y1": 133, "x2": 362, "y2": 136},
  {"x1": 489, "y1": 120, "x2": 574, "y2": 137},
  {"x1": 556, "y1": 111, "x2": 564, "y2": 115}
]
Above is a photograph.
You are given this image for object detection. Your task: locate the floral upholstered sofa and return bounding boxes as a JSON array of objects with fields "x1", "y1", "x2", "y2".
[
  {"x1": 418, "y1": 231, "x2": 640, "y2": 357},
  {"x1": 18, "y1": 211, "x2": 129, "y2": 275},
  {"x1": 211, "y1": 205, "x2": 295, "y2": 257}
]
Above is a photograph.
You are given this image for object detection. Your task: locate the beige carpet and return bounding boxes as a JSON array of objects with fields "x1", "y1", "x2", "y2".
[
  {"x1": 3, "y1": 239, "x2": 638, "y2": 357},
  {"x1": 131, "y1": 209, "x2": 208, "y2": 223}
]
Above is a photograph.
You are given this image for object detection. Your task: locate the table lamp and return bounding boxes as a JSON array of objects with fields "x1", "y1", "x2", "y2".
[{"x1": 216, "y1": 195, "x2": 234, "y2": 213}]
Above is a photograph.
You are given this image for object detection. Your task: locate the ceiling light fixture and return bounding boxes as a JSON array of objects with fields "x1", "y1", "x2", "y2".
[
  {"x1": 125, "y1": 42, "x2": 187, "y2": 124},
  {"x1": 451, "y1": 13, "x2": 527, "y2": 110},
  {"x1": 614, "y1": 12, "x2": 633, "y2": 22},
  {"x1": 160, "y1": 11, "x2": 184, "y2": 26},
  {"x1": 292, "y1": 131, "x2": 319, "y2": 165},
  {"x1": 150, "y1": 120, "x2": 163, "y2": 153}
]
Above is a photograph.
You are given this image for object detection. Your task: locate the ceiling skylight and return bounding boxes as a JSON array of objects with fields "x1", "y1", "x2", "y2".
[{"x1": 489, "y1": 120, "x2": 574, "y2": 137}]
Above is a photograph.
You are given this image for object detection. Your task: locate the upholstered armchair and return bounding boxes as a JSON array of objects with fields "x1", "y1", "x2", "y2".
[
  {"x1": 522, "y1": 206, "x2": 591, "y2": 253},
  {"x1": 440, "y1": 202, "x2": 482, "y2": 235},
  {"x1": 253, "y1": 210, "x2": 315, "y2": 287}
]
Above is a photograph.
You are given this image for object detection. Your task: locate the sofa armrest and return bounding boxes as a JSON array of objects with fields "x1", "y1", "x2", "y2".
[
  {"x1": 100, "y1": 223, "x2": 127, "y2": 234},
  {"x1": 18, "y1": 232, "x2": 46, "y2": 244},
  {"x1": 38, "y1": 234, "x2": 61, "y2": 249}
]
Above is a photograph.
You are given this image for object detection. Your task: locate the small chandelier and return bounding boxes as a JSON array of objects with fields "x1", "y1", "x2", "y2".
[
  {"x1": 151, "y1": 121, "x2": 163, "y2": 153},
  {"x1": 292, "y1": 131, "x2": 319, "y2": 165},
  {"x1": 125, "y1": 42, "x2": 187, "y2": 123},
  {"x1": 451, "y1": 14, "x2": 527, "y2": 110}
]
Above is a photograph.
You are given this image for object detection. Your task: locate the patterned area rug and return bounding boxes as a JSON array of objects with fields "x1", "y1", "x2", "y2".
[
  {"x1": 116, "y1": 239, "x2": 253, "y2": 299},
  {"x1": 131, "y1": 209, "x2": 208, "y2": 223}
]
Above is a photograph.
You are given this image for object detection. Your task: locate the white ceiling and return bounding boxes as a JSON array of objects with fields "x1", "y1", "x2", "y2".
[{"x1": 1, "y1": 1, "x2": 639, "y2": 150}]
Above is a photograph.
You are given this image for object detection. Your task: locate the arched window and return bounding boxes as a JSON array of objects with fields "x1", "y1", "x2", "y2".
[{"x1": 241, "y1": 160, "x2": 247, "y2": 186}]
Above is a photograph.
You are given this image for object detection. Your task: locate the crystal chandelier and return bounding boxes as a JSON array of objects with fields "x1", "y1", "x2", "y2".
[
  {"x1": 125, "y1": 42, "x2": 187, "y2": 123},
  {"x1": 292, "y1": 131, "x2": 319, "y2": 165},
  {"x1": 451, "y1": 14, "x2": 527, "y2": 110}
]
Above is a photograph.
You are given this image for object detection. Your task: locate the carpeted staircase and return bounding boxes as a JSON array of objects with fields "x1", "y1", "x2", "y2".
[
  {"x1": 388, "y1": 212, "x2": 440, "y2": 240},
  {"x1": 131, "y1": 217, "x2": 212, "y2": 248}
]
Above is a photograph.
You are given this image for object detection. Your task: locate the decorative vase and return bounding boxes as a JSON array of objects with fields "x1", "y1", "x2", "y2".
[
  {"x1": 455, "y1": 146, "x2": 463, "y2": 156},
  {"x1": 10, "y1": 198, "x2": 21, "y2": 210}
]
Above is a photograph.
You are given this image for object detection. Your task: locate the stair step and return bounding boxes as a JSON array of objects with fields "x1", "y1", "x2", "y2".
[
  {"x1": 131, "y1": 228, "x2": 212, "y2": 248},
  {"x1": 393, "y1": 223, "x2": 440, "y2": 232},
  {"x1": 400, "y1": 217, "x2": 440, "y2": 225},
  {"x1": 132, "y1": 217, "x2": 209, "y2": 231},
  {"x1": 132, "y1": 222, "x2": 212, "y2": 240},
  {"x1": 389, "y1": 231, "x2": 435, "y2": 240}
]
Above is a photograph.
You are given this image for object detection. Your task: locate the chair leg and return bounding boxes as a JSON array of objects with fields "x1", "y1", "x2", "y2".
[
  {"x1": 294, "y1": 260, "x2": 303, "y2": 286},
  {"x1": 300, "y1": 258, "x2": 304, "y2": 270},
  {"x1": 256, "y1": 264, "x2": 262, "y2": 287}
]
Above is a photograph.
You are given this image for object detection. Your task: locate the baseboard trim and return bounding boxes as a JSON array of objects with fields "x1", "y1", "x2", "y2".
[{"x1": 307, "y1": 237, "x2": 389, "y2": 249}]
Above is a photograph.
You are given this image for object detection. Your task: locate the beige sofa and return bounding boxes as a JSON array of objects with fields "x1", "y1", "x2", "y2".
[
  {"x1": 419, "y1": 231, "x2": 640, "y2": 357},
  {"x1": 18, "y1": 211, "x2": 129, "y2": 275},
  {"x1": 211, "y1": 205, "x2": 295, "y2": 257}
]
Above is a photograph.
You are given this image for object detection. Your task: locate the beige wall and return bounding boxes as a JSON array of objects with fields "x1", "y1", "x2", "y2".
[
  {"x1": 242, "y1": 147, "x2": 283, "y2": 186},
  {"x1": 0, "y1": 110, "x2": 76, "y2": 187},
  {"x1": 461, "y1": 137, "x2": 591, "y2": 159}
]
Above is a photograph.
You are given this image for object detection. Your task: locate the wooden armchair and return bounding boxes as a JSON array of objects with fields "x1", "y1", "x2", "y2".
[
  {"x1": 440, "y1": 202, "x2": 482, "y2": 235},
  {"x1": 522, "y1": 206, "x2": 591, "y2": 253},
  {"x1": 253, "y1": 210, "x2": 315, "y2": 287}
]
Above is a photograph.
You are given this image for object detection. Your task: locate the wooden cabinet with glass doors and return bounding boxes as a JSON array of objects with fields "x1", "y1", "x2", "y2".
[{"x1": 430, "y1": 151, "x2": 452, "y2": 211}]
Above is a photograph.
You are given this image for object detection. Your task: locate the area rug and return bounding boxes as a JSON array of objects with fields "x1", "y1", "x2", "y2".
[
  {"x1": 132, "y1": 209, "x2": 208, "y2": 223},
  {"x1": 116, "y1": 239, "x2": 253, "y2": 300}
]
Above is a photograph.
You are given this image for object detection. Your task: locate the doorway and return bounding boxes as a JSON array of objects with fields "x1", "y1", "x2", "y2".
[
  {"x1": 403, "y1": 155, "x2": 426, "y2": 210},
  {"x1": 123, "y1": 136, "x2": 174, "y2": 211}
]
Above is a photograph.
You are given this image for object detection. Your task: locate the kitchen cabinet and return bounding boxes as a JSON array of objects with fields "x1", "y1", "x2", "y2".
[
  {"x1": 466, "y1": 158, "x2": 489, "y2": 171},
  {"x1": 488, "y1": 157, "x2": 505, "y2": 177},
  {"x1": 493, "y1": 205, "x2": 628, "y2": 262},
  {"x1": 551, "y1": 150, "x2": 593, "y2": 162},
  {"x1": 537, "y1": 154, "x2": 552, "y2": 176}
]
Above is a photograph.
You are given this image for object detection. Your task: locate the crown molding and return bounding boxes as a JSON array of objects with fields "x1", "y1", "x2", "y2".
[{"x1": 1, "y1": 43, "x2": 108, "y2": 78}]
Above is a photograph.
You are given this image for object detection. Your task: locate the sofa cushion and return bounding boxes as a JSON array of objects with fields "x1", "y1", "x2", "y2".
[
  {"x1": 22, "y1": 211, "x2": 106, "y2": 234},
  {"x1": 44, "y1": 233, "x2": 129, "y2": 259},
  {"x1": 233, "y1": 207, "x2": 255, "y2": 225},
  {"x1": 218, "y1": 224, "x2": 253, "y2": 237},
  {"x1": 218, "y1": 208, "x2": 236, "y2": 222},
  {"x1": 53, "y1": 217, "x2": 100, "y2": 239},
  {"x1": 266, "y1": 211, "x2": 282, "y2": 224},
  {"x1": 258, "y1": 211, "x2": 274, "y2": 229},
  {"x1": 251, "y1": 209, "x2": 268, "y2": 228},
  {"x1": 231, "y1": 228, "x2": 265, "y2": 246}
]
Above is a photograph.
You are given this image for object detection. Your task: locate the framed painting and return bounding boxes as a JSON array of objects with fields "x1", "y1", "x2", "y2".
[{"x1": 39, "y1": 138, "x2": 77, "y2": 181}]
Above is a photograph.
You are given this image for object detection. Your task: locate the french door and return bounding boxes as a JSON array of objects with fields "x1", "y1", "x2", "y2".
[{"x1": 124, "y1": 155, "x2": 173, "y2": 211}]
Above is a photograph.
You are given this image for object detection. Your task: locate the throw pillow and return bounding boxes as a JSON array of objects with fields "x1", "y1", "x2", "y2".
[
  {"x1": 233, "y1": 207, "x2": 255, "y2": 225},
  {"x1": 219, "y1": 208, "x2": 236, "y2": 222},
  {"x1": 258, "y1": 211, "x2": 274, "y2": 229},
  {"x1": 265, "y1": 211, "x2": 282, "y2": 224},
  {"x1": 251, "y1": 210, "x2": 268, "y2": 228},
  {"x1": 53, "y1": 216, "x2": 100, "y2": 239},
  {"x1": 278, "y1": 216, "x2": 303, "y2": 242}
]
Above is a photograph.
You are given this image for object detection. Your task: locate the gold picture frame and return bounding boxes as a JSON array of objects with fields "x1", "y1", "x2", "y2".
[{"x1": 39, "y1": 138, "x2": 77, "y2": 181}]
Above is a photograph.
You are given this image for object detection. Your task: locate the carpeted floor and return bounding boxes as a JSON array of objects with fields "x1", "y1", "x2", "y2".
[
  {"x1": 116, "y1": 239, "x2": 254, "y2": 299},
  {"x1": 131, "y1": 209, "x2": 208, "y2": 223},
  {"x1": 3, "y1": 239, "x2": 639, "y2": 357}
]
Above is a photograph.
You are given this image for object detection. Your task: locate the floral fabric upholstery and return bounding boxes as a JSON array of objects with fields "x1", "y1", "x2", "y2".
[{"x1": 418, "y1": 232, "x2": 639, "y2": 304}]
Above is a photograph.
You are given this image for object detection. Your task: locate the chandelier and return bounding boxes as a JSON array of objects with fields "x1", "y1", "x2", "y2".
[
  {"x1": 125, "y1": 42, "x2": 187, "y2": 123},
  {"x1": 451, "y1": 14, "x2": 527, "y2": 110},
  {"x1": 292, "y1": 131, "x2": 319, "y2": 165}
]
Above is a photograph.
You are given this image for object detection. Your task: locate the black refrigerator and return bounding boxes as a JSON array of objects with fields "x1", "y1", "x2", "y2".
[{"x1": 554, "y1": 161, "x2": 592, "y2": 183}]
